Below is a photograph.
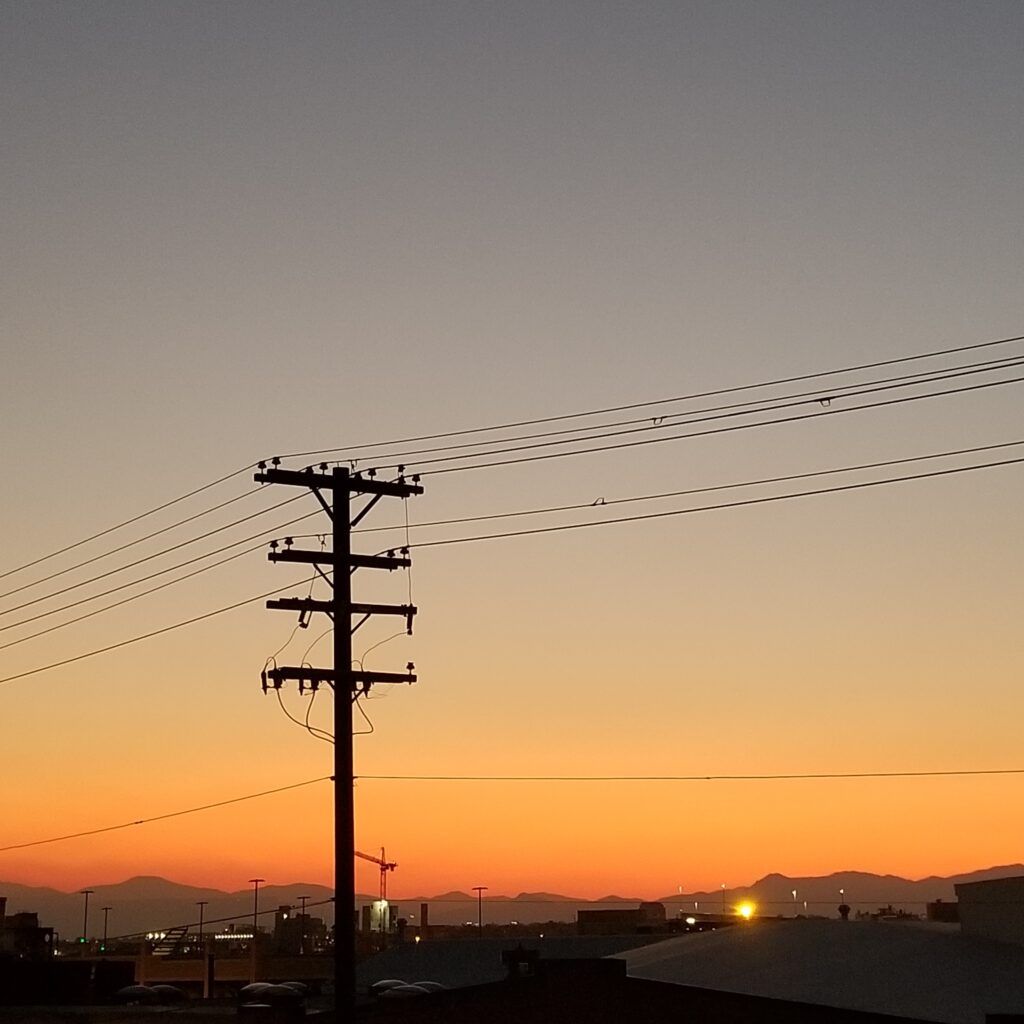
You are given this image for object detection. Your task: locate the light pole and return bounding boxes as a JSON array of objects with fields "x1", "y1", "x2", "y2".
[
  {"x1": 249, "y1": 879, "x2": 265, "y2": 938},
  {"x1": 101, "y1": 907, "x2": 111, "y2": 951},
  {"x1": 472, "y1": 886, "x2": 487, "y2": 935},
  {"x1": 720, "y1": 883, "x2": 726, "y2": 917},
  {"x1": 792, "y1": 889, "x2": 798, "y2": 917},
  {"x1": 197, "y1": 901, "x2": 208, "y2": 947},
  {"x1": 298, "y1": 895, "x2": 310, "y2": 954},
  {"x1": 79, "y1": 890, "x2": 93, "y2": 955}
]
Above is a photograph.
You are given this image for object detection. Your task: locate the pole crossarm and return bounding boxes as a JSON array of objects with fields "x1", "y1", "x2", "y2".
[
  {"x1": 269, "y1": 549, "x2": 410, "y2": 571},
  {"x1": 255, "y1": 466, "x2": 423, "y2": 498},
  {"x1": 267, "y1": 597, "x2": 416, "y2": 619},
  {"x1": 262, "y1": 665, "x2": 417, "y2": 691}
]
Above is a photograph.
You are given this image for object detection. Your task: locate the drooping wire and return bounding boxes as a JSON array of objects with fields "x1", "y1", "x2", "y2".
[
  {"x1": 275, "y1": 686, "x2": 334, "y2": 745},
  {"x1": 403, "y1": 499, "x2": 414, "y2": 610},
  {"x1": 353, "y1": 694, "x2": 375, "y2": 736},
  {"x1": 305, "y1": 683, "x2": 334, "y2": 744}
]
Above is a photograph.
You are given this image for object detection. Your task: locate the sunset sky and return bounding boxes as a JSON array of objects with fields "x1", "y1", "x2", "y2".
[{"x1": 2, "y1": 1, "x2": 1023, "y2": 903}]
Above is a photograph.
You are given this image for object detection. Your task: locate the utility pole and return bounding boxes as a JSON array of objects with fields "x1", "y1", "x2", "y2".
[
  {"x1": 256, "y1": 460, "x2": 422, "y2": 1012},
  {"x1": 473, "y1": 886, "x2": 487, "y2": 935},
  {"x1": 196, "y1": 901, "x2": 207, "y2": 946},
  {"x1": 79, "y1": 890, "x2": 93, "y2": 956}
]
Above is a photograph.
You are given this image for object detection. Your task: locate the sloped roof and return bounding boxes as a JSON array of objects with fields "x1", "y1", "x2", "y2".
[{"x1": 614, "y1": 919, "x2": 1024, "y2": 1024}]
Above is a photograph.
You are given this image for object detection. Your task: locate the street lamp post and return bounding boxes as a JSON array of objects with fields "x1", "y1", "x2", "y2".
[
  {"x1": 249, "y1": 879, "x2": 265, "y2": 937},
  {"x1": 792, "y1": 889, "x2": 798, "y2": 917},
  {"x1": 720, "y1": 883, "x2": 726, "y2": 917},
  {"x1": 298, "y1": 895, "x2": 310, "y2": 954},
  {"x1": 197, "y1": 901, "x2": 208, "y2": 946},
  {"x1": 472, "y1": 887, "x2": 487, "y2": 935},
  {"x1": 101, "y1": 907, "x2": 111, "y2": 950},
  {"x1": 79, "y1": 890, "x2": 93, "y2": 955}
]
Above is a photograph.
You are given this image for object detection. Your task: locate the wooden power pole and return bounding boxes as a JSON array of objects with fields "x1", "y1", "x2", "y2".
[{"x1": 256, "y1": 462, "x2": 421, "y2": 1012}]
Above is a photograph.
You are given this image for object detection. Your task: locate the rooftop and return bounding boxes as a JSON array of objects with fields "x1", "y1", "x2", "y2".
[{"x1": 615, "y1": 918, "x2": 1024, "y2": 1024}]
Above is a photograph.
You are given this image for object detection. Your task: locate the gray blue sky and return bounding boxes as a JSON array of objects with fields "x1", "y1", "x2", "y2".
[{"x1": 1, "y1": 1, "x2": 1022, "y2": 895}]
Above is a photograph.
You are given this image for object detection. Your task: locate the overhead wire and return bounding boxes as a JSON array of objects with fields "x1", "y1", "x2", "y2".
[
  {"x1": 409, "y1": 372, "x2": 1024, "y2": 477},
  {"x1": 356, "y1": 767, "x2": 1024, "y2": 782},
  {"x1": 0, "y1": 462, "x2": 258, "y2": 583},
  {"x1": 408, "y1": 453, "x2": 1024, "y2": 549},
  {"x1": 0, "y1": 575, "x2": 319, "y2": 688},
  {"x1": 0, "y1": 544, "x2": 261, "y2": 652},
  {"x1": 280, "y1": 331, "x2": 1024, "y2": 462},
  {"x1": 0, "y1": 507, "x2": 323, "y2": 636},
  {"x1": 4, "y1": 450, "x2": 1020, "y2": 687},
  {"x1": 0, "y1": 775, "x2": 333, "y2": 854},
  {"x1": 313, "y1": 353, "x2": 1024, "y2": 468},
  {"x1": 337, "y1": 438, "x2": 1024, "y2": 538},
  {"x1": 0, "y1": 492, "x2": 310, "y2": 613},
  {"x1": 7, "y1": 333, "x2": 1021, "y2": 594},
  {"x1": 0, "y1": 487, "x2": 261, "y2": 595}
]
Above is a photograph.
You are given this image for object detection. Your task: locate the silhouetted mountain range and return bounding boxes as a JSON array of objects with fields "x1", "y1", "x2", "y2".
[{"x1": 3, "y1": 865, "x2": 1022, "y2": 938}]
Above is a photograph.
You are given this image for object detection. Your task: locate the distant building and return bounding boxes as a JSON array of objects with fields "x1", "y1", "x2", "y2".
[
  {"x1": 272, "y1": 904, "x2": 327, "y2": 954},
  {"x1": 0, "y1": 896, "x2": 54, "y2": 960},
  {"x1": 926, "y1": 899, "x2": 959, "y2": 923},
  {"x1": 577, "y1": 902, "x2": 666, "y2": 936},
  {"x1": 955, "y1": 875, "x2": 1024, "y2": 946}
]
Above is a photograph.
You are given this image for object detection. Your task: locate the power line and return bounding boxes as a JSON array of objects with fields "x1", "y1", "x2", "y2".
[
  {"x1": 0, "y1": 508, "x2": 323, "y2": 638},
  {"x1": 414, "y1": 372, "x2": 1024, "y2": 477},
  {"x1": 342, "y1": 438, "x2": 1024, "y2": 537},
  {"x1": 0, "y1": 544, "x2": 257, "y2": 652},
  {"x1": 109, "y1": 897, "x2": 338, "y2": 944},
  {"x1": 7, "y1": 334, "x2": 1021, "y2": 591},
  {"x1": 0, "y1": 776, "x2": 333, "y2": 854},
  {"x1": 312, "y1": 354, "x2": 1024, "y2": 469},
  {"x1": 357, "y1": 767, "x2": 1024, "y2": 782},
  {"x1": 0, "y1": 492, "x2": 310, "y2": 612},
  {"x1": 0, "y1": 486, "x2": 259, "y2": 594},
  {"x1": 0, "y1": 576, "x2": 317, "y2": 688},
  {"x1": 3, "y1": 452, "x2": 1020, "y2": 687},
  {"x1": 0, "y1": 464, "x2": 256, "y2": 583},
  {"x1": 409, "y1": 452, "x2": 1024, "y2": 549},
  {"x1": 281, "y1": 331, "x2": 1024, "y2": 463}
]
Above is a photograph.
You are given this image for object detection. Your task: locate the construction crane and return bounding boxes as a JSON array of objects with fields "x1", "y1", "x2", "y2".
[{"x1": 355, "y1": 847, "x2": 397, "y2": 903}]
